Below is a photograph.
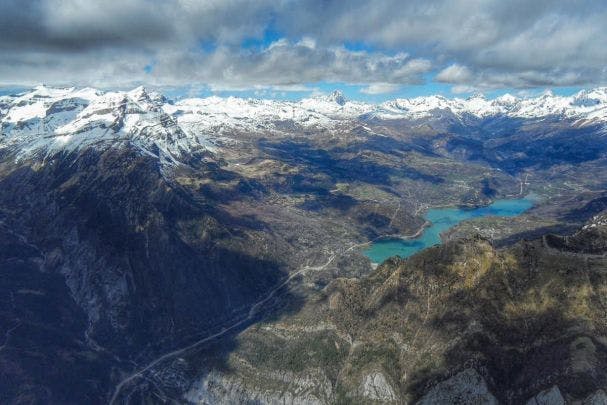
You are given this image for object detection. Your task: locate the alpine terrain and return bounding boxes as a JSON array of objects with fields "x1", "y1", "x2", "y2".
[{"x1": 2, "y1": 85, "x2": 607, "y2": 404}]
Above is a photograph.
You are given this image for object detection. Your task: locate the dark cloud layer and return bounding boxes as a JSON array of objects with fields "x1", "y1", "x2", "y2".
[{"x1": 0, "y1": 0, "x2": 605, "y2": 91}]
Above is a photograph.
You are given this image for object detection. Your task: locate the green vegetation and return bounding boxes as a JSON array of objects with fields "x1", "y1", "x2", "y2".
[{"x1": 218, "y1": 215, "x2": 607, "y2": 403}]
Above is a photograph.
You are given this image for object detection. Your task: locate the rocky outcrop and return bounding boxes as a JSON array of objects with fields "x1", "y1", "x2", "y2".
[
  {"x1": 584, "y1": 389, "x2": 607, "y2": 405},
  {"x1": 525, "y1": 386, "x2": 565, "y2": 405},
  {"x1": 545, "y1": 212, "x2": 607, "y2": 254},
  {"x1": 359, "y1": 371, "x2": 398, "y2": 402},
  {"x1": 185, "y1": 369, "x2": 331, "y2": 405},
  {"x1": 417, "y1": 369, "x2": 498, "y2": 405}
]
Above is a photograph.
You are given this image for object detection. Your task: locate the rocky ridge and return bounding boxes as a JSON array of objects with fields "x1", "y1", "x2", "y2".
[
  {"x1": 2, "y1": 86, "x2": 607, "y2": 166},
  {"x1": 177, "y1": 215, "x2": 607, "y2": 404}
]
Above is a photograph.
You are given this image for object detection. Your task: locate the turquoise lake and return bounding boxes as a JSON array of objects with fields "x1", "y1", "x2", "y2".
[{"x1": 363, "y1": 196, "x2": 536, "y2": 264}]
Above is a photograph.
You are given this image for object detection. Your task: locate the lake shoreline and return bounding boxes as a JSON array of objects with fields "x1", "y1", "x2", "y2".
[
  {"x1": 363, "y1": 195, "x2": 535, "y2": 264},
  {"x1": 373, "y1": 220, "x2": 432, "y2": 242}
]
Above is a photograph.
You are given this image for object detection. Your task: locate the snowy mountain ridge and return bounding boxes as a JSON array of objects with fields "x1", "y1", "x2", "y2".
[{"x1": 1, "y1": 85, "x2": 607, "y2": 164}]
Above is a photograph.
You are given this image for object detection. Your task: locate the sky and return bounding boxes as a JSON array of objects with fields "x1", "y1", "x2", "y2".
[{"x1": 0, "y1": 0, "x2": 606, "y2": 101}]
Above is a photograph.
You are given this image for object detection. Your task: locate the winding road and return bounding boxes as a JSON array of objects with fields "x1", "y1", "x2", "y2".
[
  {"x1": 109, "y1": 252, "x2": 338, "y2": 404},
  {"x1": 109, "y1": 219, "x2": 431, "y2": 403}
]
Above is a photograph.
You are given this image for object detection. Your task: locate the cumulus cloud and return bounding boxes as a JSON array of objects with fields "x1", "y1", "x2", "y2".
[
  {"x1": 0, "y1": 42, "x2": 431, "y2": 89},
  {"x1": 436, "y1": 64, "x2": 473, "y2": 83},
  {"x1": 360, "y1": 83, "x2": 402, "y2": 94},
  {"x1": 280, "y1": 0, "x2": 607, "y2": 89},
  {"x1": 159, "y1": 43, "x2": 431, "y2": 88},
  {"x1": 0, "y1": 0, "x2": 605, "y2": 90}
]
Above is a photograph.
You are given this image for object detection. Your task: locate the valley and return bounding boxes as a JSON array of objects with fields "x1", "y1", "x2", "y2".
[{"x1": 1, "y1": 85, "x2": 607, "y2": 403}]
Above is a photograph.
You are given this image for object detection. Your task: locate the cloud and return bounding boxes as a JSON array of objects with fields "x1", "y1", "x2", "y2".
[
  {"x1": 279, "y1": 0, "x2": 607, "y2": 88},
  {"x1": 0, "y1": 41, "x2": 431, "y2": 90},
  {"x1": 450, "y1": 85, "x2": 477, "y2": 94},
  {"x1": 360, "y1": 83, "x2": 402, "y2": 94},
  {"x1": 0, "y1": 0, "x2": 605, "y2": 90},
  {"x1": 154, "y1": 43, "x2": 431, "y2": 87},
  {"x1": 437, "y1": 65, "x2": 605, "y2": 90},
  {"x1": 0, "y1": 0, "x2": 277, "y2": 50},
  {"x1": 436, "y1": 64, "x2": 473, "y2": 83}
]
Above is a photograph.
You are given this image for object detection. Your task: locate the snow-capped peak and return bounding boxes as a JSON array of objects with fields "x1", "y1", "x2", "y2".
[
  {"x1": 573, "y1": 87, "x2": 607, "y2": 107},
  {"x1": 493, "y1": 93, "x2": 518, "y2": 105},
  {"x1": 299, "y1": 90, "x2": 369, "y2": 117},
  {"x1": 127, "y1": 85, "x2": 149, "y2": 99},
  {"x1": 467, "y1": 92, "x2": 486, "y2": 101},
  {"x1": 2, "y1": 85, "x2": 607, "y2": 166},
  {"x1": 328, "y1": 90, "x2": 347, "y2": 106}
]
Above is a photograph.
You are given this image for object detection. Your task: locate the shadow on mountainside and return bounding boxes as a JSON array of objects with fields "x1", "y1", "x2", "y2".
[
  {"x1": 258, "y1": 138, "x2": 444, "y2": 189},
  {"x1": 0, "y1": 147, "x2": 305, "y2": 404}
]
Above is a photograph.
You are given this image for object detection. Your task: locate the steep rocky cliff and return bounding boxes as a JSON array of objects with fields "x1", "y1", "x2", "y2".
[{"x1": 0, "y1": 146, "x2": 296, "y2": 403}]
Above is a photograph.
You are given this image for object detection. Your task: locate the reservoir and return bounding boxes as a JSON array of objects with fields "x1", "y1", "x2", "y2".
[{"x1": 363, "y1": 196, "x2": 536, "y2": 264}]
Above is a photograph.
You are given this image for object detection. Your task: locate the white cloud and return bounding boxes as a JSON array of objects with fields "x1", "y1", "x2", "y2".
[
  {"x1": 451, "y1": 85, "x2": 477, "y2": 94},
  {"x1": 360, "y1": 83, "x2": 402, "y2": 94},
  {"x1": 436, "y1": 64, "x2": 473, "y2": 83},
  {"x1": 0, "y1": 42, "x2": 432, "y2": 90},
  {"x1": 0, "y1": 0, "x2": 606, "y2": 90},
  {"x1": 280, "y1": 0, "x2": 607, "y2": 88}
]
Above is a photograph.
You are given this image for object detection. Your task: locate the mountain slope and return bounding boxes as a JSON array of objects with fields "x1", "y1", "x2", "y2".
[
  {"x1": 181, "y1": 214, "x2": 607, "y2": 404},
  {"x1": 2, "y1": 86, "x2": 607, "y2": 403},
  {"x1": 0, "y1": 144, "x2": 304, "y2": 403},
  {"x1": 2, "y1": 86, "x2": 607, "y2": 165}
]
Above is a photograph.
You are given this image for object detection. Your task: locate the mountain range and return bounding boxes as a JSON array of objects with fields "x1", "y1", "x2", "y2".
[
  {"x1": 2, "y1": 86, "x2": 607, "y2": 404},
  {"x1": 2, "y1": 86, "x2": 607, "y2": 164}
]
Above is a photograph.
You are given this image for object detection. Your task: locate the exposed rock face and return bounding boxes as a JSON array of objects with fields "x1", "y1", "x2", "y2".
[
  {"x1": 185, "y1": 369, "x2": 330, "y2": 405},
  {"x1": 525, "y1": 386, "x2": 565, "y2": 405},
  {"x1": 359, "y1": 371, "x2": 398, "y2": 402},
  {"x1": 417, "y1": 368, "x2": 498, "y2": 405},
  {"x1": 0, "y1": 220, "x2": 116, "y2": 402},
  {"x1": 584, "y1": 389, "x2": 607, "y2": 405}
]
